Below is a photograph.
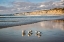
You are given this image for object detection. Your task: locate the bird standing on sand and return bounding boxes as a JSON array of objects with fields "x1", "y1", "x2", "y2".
[
  {"x1": 35, "y1": 31, "x2": 41, "y2": 38},
  {"x1": 28, "y1": 30, "x2": 32, "y2": 33},
  {"x1": 22, "y1": 30, "x2": 25, "y2": 36},
  {"x1": 28, "y1": 30, "x2": 33, "y2": 37}
]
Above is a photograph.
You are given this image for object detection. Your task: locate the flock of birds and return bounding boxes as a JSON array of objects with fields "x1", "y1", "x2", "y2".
[{"x1": 22, "y1": 30, "x2": 41, "y2": 38}]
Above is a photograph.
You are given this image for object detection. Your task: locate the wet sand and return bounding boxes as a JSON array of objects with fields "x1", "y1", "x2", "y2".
[{"x1": 0, "y1": 20, "x2": 64, "y2": 42}]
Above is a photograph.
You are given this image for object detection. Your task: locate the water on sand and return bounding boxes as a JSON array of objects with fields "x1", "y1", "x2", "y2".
[{"x1": 0, "y1": 19, "x2": 64, "y2": 42}]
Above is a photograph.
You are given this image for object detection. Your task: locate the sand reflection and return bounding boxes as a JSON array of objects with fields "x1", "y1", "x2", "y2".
[
  {"x1": 40, "y1": 20, "x2": 64, "y2": 30},
  {"x1": 8, "y1": 20, "x2": 64, "y2": 31}
]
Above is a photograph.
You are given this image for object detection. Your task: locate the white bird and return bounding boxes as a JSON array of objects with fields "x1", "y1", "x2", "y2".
[
  {"x1": 35, "y1": 31, "x2": 38, "y2": 33},
  {"x1": 28, "y1": 30, "x2": 32, "y2": 33},
  {"x1": 29, "y1": 30, "x2": 32, "y2": 32},
  {"x1": 38, "y1": 31, "x2": 41, "y2": 34}
]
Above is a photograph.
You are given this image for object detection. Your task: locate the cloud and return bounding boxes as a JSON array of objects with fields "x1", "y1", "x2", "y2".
[
  {"x1": 0, "y1": 0, "x2": 64, "y2": 14},
  {"x1": 0, "y1": 10, "x2": 4, "y2": 12},
  {"x1": 0, "y1": 6, "x2": 7, "y2": 10}
]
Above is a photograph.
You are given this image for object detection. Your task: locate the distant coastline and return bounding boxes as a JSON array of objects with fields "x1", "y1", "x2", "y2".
[{"x1": 14, "y1": 8, "x2": 64, "y2": 16}]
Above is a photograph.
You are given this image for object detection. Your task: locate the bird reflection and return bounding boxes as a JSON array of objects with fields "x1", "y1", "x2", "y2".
[
  {"x1": 38, "y1": 34, "x2": 41, "y2": 38},
  {"x1": 22, "y1": 30, "x2": 26, "y2": 36},
  {"x1": 28, "y1": 33, "x2": 33, "y2": 37}
]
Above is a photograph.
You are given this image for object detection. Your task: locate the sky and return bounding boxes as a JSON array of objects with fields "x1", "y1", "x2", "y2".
[
  {"x1": 0, "y1": 0, "x2": 64, "y2": 14},
  {"x1": 0, "y1": 0, "x2": 60, "y2": 6}
]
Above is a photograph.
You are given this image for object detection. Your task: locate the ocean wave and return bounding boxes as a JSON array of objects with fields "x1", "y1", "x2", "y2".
[{"x1": 0, "y1": 16, "x2": 64, "y2": 28}]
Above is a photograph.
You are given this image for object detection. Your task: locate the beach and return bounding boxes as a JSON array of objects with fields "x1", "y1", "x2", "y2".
[{"x1": 0, "y1": 19, "x2": 64, "y2": 42}]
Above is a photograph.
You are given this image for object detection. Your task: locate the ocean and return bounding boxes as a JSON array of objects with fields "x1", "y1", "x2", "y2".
[{"x1": 0, "y1": 15, "x2": 64, "y2": 42}]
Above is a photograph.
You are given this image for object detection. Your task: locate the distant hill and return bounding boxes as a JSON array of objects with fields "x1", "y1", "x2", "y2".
[{"x1": 14, "y1": 8, "x2": 64, "y2": 16}]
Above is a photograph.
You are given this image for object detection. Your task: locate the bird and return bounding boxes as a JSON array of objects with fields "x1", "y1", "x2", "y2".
[
  {"x1": 29, "y1": 30, "x2": 32, "y2": 32},
  {"x1": 35, "y1": 31, "x2": 41, "y2": 34},
  {"x1": 28, "y1": 30, "x2": 32, "y2": 33},
  {"x1": 38, "y1": 31, "x2": 41, "y2": 34},
  {"x1": 22, "y1": 30, "x2": 25, "y2": 36},
  {"x1": 35, "y1": 31, "x2": 41, "y2": 37},
  {"x1": 35, "y1": 31, "x2": 38, "y2": 33},
  {"x1": 22, "y1": 30, "x2": 25, "y2": 33}
]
